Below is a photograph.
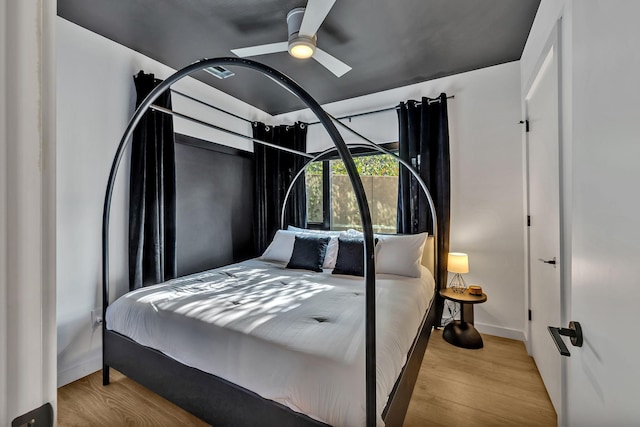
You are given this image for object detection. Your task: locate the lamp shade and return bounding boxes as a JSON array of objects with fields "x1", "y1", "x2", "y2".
[{"x1": 448, "y1": 252, "x2": 469, "y2": 274}]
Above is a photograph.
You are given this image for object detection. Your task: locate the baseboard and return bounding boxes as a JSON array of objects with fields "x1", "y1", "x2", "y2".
[
  {"x1": 475, "y1": 323, "x2": 525, "y2": 341},
  {"x1": 57, "y1": 354, "x2": 102, "y2": 387}
]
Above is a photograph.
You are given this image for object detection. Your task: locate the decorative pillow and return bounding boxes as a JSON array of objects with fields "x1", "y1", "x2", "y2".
[
  {"x1": 322, "y1": 237, "x2": 340, "y2": 269},
  {"x1": 345, "y1": 228, "x2": 363, "y2": 236},
  {"x1": 287, "y1": 225, "x2": 342, "y2": 236},
  {"x1": 332, "y1": 237, "x2": 378, "y2": 277},
  {"x1": 286, "y1": 235, "x2": 330, "y2": 272},
  {"x1": 376, "y1": 232, "x2": 428, "y2": 278},
  {"x1": 287, "y1": 226, "x2": 342, "y2": 269},
  {"x1": 260, "y1": 229, "x2": 297, "y2": 262}
]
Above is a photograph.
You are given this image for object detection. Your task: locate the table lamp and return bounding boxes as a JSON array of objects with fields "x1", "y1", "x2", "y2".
[{"x1": 448, "y1": 252, "x2": 469, "y2": 294}]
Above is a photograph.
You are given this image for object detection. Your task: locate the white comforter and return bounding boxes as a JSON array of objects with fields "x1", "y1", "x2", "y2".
[{"x1": 106, "y1": 259, "x2": 435, "y2": 426}]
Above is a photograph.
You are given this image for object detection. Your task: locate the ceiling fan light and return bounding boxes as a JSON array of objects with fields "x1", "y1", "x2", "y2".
[
  {"x1": 288, "y1": 37, "x2": 316, "y2": 59},
  {"x1": 290, "y1": 44, "x2": 314, "y2": 59}
]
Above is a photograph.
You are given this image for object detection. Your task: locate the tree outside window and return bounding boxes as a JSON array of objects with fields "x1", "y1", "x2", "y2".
[{"x1": 305, "y1": 154, "x2": 398, "y2": 233}]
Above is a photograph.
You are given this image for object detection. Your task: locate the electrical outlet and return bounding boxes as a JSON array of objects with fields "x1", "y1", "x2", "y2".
[{"x1": 91, "y1": 308, "x2": 103, "y2": 327}]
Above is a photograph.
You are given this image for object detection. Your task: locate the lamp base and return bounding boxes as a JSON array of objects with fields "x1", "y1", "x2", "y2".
[{"x1": 449, "y1": 273, "x2": 467, "y2": 294}]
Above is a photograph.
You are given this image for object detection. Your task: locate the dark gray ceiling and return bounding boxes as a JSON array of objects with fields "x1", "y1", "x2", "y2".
[{"x1": 58, "y1": 0, "x2": 540, "y2": 115}]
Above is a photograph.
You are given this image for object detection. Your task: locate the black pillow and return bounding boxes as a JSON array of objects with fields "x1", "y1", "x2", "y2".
[
  {"x1": 332, "y1": 237, "x2": 378, "y2": 277},
  {"x1": 286, "y1": 235, "x2": 330, "y2": 272}
]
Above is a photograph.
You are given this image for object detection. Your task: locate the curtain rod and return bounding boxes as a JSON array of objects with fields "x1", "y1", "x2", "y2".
[
  {"x1": 170, "y1": 89, "x2": 253, "y2": 124},
  {"x1": 171, "y1": 88, "x2": 453, "y2": 128},
  {"x1": 307, "y1": 95, "x2": 455, "y2": 126},
  {"x1": 150, "y1": 104, "x2": 314, "y2": 159}
]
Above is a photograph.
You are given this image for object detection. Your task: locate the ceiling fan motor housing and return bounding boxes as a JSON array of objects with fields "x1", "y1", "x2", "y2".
[
  {"x1": 287, "y1": 7, "x2": 317, "y2": 57},
  {"x1": 286, "y1": 8, "x2": 306, "y2": 38}
]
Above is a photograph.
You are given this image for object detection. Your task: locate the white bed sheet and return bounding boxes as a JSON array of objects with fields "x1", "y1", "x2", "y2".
[{"x1": 106, "y1": 258, "x2": 435, "y2": 426}]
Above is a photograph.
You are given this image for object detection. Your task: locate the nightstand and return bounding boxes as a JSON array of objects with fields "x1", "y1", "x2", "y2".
[{"x1": 439, "y1": 288, "x2": 487, "y2": 349}]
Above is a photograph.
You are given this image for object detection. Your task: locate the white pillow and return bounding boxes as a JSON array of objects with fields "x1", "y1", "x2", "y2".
[
  {"x1": 286, "y1": 226, "x2": 341, "y2": 269},
  {"x1": 376, "y1": 232, "x2": 428, "y2": 278},
  {"x1": 323, "y1": 237, "x2": 339, "y2": 269},
  {"x1": 260, "y1": 229, "x2": 297, "y2": 262},
  {"x1": 345, "y1": 228, "x2": 363, "y2": 236},
  {"x1": 287, "y1": 225, "x2": 342, "y2": 236}
]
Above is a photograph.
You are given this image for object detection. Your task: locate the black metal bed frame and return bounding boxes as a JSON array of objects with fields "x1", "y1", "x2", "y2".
[
  {"x1": 102, "y1": 57, "x2": 444, "y2": 427},
  {"x1": 103, "y1": 293, "x2": 439, "y2": 426}
]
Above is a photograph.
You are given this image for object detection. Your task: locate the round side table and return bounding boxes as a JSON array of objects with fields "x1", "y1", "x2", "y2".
[{"x1": 439, "y1": 288, "x2": 487, "y2": 349}]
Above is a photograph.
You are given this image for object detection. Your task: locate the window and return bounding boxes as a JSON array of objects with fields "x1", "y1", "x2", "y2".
[
  {"x1": 305, "y1": 152, "x2": 399, "y2": 233},
  {"x1": 305, "y1": 161, "x2": 325, "y2": 224}
]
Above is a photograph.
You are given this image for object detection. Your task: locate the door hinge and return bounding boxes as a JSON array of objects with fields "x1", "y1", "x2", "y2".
[
  {"x1": 528, "y1": 309, "x2": 532, "y2": 321},
  {"x1": 520, "y1": 119, "x2": 530, "y2": 132},
  {"x1": 527, "y1": 215, "x2": 531, "y2": 227}
]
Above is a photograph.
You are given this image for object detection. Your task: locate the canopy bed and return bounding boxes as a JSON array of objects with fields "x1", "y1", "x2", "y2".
[{"x1": 102, "y1": 57, "x2": 445, "y2": 426}]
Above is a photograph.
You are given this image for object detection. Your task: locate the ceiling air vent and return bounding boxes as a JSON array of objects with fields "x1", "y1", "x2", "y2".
[{"x1": 204, "y1": 66, "x2": 235, "y2": 79}]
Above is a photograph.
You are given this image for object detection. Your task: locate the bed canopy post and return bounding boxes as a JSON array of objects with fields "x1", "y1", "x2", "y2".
[{"x1": 102, "y1": 57, "x2": 378, "y2": 426}]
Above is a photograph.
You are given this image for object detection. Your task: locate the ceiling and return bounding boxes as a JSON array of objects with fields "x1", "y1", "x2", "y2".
[{"x1": 57, "y1": 0, "x2": 540, "y2": 115}]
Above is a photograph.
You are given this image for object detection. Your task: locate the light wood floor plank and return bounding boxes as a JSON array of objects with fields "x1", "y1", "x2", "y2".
[
  {"x1": 57, "y1": 330, "x2": 556, "y2": 426},
  {"x1": 404, "y1": 330, "x2": 556, "y2": 427},
  {"x1": 57, "y1": 369, "x2": 208, "y2": 427}
]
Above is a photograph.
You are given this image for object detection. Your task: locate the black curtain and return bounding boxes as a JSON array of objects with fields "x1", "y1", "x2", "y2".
[
  {"x1": 397, "y1": 94, "x2": 450, "y2": 291},
  {"x1": 129, "y1": 71, "x2": 177, "y2": 290},
  {"x1": 253, "y1": 121, "x2": 307, "y2": 254}
]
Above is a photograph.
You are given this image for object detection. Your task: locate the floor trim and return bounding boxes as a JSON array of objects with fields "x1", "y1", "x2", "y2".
[
  {"x1": 475, "y1": 322, "x2": 525, "y2": 341},
  {"x1": 58, "y1": 355, "x2": 101, "y2": 388}
]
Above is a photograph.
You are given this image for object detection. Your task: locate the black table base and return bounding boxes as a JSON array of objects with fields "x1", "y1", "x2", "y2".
[{"x1": 442, "y1": 320, "x2": 484, "y2": 349}]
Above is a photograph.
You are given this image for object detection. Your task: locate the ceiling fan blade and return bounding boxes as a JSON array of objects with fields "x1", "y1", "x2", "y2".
[
  {"x1": 231, "y1": 42, "x2": 288, "y2": 58},
  {"x1": 298, "y1": 0, "x2": 337, "y2": 37},
  {"x1": 312, "y1": 47, "x2": 351, "y2": 77}
]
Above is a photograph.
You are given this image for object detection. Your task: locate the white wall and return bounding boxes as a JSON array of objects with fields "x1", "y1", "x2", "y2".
[
  {"x1": 521, "y1": 1, "x2": 571, "y2": 95},
  {"x1": 56, "y1": 18, "x2": 272, "y2": 386},
  {"x1": 277, "y1": 62, "x2": 526, "y2": 339},
  {"x1": 0, "y1": 2, "x2": 6, "y2": 418},
  {"x1": 1, "y1": 0, "x2": 57, "y2": 423},
  {"x1": 520, "y1": 0, "x2": 573, "y2": 356},
  {"x1": 521, "y1": 1, "x2": 572, "y2": 423}
]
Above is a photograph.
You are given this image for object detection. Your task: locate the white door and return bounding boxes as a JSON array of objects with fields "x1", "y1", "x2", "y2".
[
  {"x1": 526, "y1": 42, "x2": 562, "y2": 415},
  {"x1": 566, "y1": 2, "x2": 640, "y2": 424}
]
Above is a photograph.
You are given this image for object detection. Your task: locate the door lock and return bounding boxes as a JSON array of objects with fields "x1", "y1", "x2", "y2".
[{"x1": 538, "y1": 257, "x2": 557, "y2": 265}]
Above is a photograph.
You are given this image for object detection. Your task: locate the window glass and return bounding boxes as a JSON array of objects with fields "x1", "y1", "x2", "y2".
[
  {"x1": 305, "y1": 161, "x2": 323, "y2": 224},
  {"x1": 305, "y1": 154, "x2": 398, "y2": 233}
]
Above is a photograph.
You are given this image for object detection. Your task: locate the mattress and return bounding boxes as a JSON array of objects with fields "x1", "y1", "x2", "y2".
[{"x1": 106, "y1": 258, "x2": 435, "y2": 426}]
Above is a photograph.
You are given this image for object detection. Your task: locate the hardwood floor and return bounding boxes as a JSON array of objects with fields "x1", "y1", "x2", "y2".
[
  {"x1": 57, "y1": 330, "x2": 556, "y2": 426},
  {"x1": 403, "y1": 330, "x2": 556, "y2": 426},
  {"x1": 57, "y1": 369, "x2": 208, "y2": 427}
]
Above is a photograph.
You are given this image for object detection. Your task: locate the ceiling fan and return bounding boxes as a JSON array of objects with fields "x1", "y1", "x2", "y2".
[{"x1": 230, "y1": 0, "x2": 352, "y2": 77}]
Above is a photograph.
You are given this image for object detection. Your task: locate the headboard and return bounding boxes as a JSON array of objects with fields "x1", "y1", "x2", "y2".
[{"x1": 421, "y1": 235, "x2": 436, "y2": 277}]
